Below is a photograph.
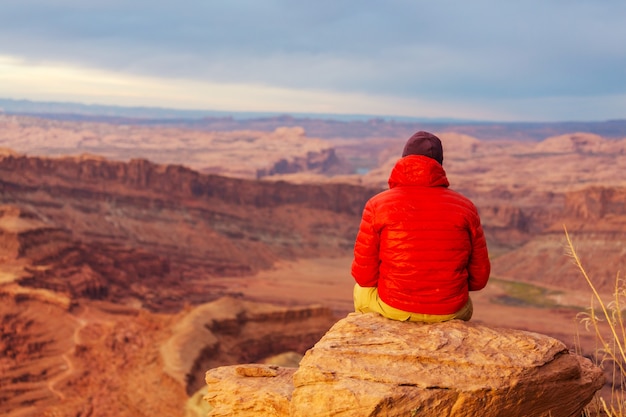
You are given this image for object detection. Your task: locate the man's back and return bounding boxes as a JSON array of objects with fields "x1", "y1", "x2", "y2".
[{"x1": 351, "y1": 132, "x2": 490, "y2": 320}]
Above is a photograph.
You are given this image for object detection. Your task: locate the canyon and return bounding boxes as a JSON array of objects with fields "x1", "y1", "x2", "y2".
[{"x1": 1, "y1": 114, "x2": 625, "y2": 416}]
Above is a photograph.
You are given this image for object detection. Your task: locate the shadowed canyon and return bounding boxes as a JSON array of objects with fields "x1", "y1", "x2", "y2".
[{"x1": 1, "y1": 114, "x2": 625, "y2": 416}]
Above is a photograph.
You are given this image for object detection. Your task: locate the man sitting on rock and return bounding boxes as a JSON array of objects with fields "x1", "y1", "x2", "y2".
[{"x1": 351, "y1": 131, "x2": 491, "y2": 322}]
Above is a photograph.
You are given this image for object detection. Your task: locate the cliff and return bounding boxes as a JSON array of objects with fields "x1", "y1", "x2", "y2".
[
  {"x1": 0, "y1": 153, "x2": 378, "y2": 311},
  {"x1": 490, "y1": 186, "x2": 626, "y2": 291},
  {"x1": 0, "y1": 293, "x2": 335, "y2": 417},
  {"x1": 205, "y1": 313, "x2": 604, "y2": 417},
  {"x1": 161, "y1": 296, "x2": 336, "y2": 395}
]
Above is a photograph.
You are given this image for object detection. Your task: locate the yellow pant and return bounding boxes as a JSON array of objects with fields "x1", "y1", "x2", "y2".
[{"x1": 353, "y1": 284, "x2": 473, "y2": 323}]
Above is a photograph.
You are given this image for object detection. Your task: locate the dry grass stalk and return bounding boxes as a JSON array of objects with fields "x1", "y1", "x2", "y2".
[{"x1": 565, "y1": 225, "x2": 625, "y2": 416}]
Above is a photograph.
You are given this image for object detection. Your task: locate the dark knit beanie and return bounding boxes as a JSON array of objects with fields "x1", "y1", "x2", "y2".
[{"x1": 401, "y1": 131, "x2": 444, "y2": 165}]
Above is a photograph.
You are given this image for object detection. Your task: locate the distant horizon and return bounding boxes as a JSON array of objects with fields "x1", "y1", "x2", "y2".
[{"x1": 2, "y1": 96, "x2": 624, "y2": 126}]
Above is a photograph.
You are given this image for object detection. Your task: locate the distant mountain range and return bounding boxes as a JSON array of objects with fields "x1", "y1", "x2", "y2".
[
  {"x1": 2, "y1": 97, "x2": 626, "y2": 141},
  {"x1": 0, "y1": 97, "x2": 469, "y2": 123}
]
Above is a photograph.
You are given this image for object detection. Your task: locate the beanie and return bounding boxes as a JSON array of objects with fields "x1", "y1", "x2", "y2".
[{"x1": 401, "y1": 131, "x2": 443, "y2": 165}]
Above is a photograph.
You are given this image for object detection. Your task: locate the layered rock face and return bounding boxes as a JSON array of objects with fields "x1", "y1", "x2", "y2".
[
  {"x1": 205, "y1": 313, "x2": 604, "y2": 417},
  {"x1": 0, "y1": 153, "x2": 376, "y2": 311},
  {"x1": 490, "y1": 186, "x2": 626, "y2": 292},
  {"x1": 0, "y1": 293, "x2": 335, "y2": 417},
  {"x1": 0, "y1": 204, "x2": 171, "y2": 305},
  {"x1": 161, "y1": 296, "x2": 336, "y2": 395}
]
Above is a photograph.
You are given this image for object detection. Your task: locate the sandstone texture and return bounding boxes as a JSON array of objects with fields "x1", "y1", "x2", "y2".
[
  {"x1": 205, "y1": 365, "x2": 296, "y2": 416},
  {"x1": 205, "y1": 313, "x2": 604, "y2": 417}
]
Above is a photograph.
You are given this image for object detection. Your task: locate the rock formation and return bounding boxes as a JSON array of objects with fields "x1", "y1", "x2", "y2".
[
  {"x1": 0, "y1": 292, "x2": 336, "y2": 417},
  {"x1": 490, "y1": 186, "x2": 626, "y2": 292},
  {"x1": 0, "y1": 204, "x2": 171, "y2": 305},
  {"x1": 205, "y1": 312, "x2": 604, "y2": 417},
  {"x1": 533, "y1": 132, "x2": 626, "y2": 154},
  {"x1": 0, "y1": 152, "x2": 376, "y2": 311},
  {"x1": 0, "y1": 115, "x2": 349, "y2": 178},
  {"x1": 161, "y1": 296, "x2": 336, "y2": 395}
]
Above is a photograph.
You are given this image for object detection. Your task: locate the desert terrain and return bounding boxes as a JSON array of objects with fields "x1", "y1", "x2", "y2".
[{"x1": 1, "y1": 113, "x2": 625, "y2": 416}]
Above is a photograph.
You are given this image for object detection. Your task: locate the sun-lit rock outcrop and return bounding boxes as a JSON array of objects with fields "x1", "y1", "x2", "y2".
[{"x1": 205, "y1": 312, "x2": 604, "y2": 417}]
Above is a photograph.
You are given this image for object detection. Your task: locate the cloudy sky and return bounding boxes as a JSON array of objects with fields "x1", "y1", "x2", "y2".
[{"x1": 1, "y1": 0, "x2": 625, "y2": 122}]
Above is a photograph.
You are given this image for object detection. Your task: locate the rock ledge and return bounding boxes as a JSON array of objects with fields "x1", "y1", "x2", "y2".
[{"x1": 206, "y1": 312, "x2": 604, "y2": 417}]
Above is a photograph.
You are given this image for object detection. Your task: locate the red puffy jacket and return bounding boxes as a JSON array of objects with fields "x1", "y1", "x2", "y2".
[{"x1": 351, "y1": 155, "x2": 490, "y2": 315}]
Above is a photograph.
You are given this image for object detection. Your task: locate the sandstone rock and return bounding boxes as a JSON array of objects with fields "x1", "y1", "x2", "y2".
[
  {"x1": 205, "y1": 312, "x2": 604, "y2": 417},
  {"x1": 206, "y1": 364, "x2": 296, "y2": 416}
]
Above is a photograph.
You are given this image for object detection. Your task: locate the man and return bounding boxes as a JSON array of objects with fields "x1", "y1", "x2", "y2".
[{"x1": 351, "y1": 131, "x2": 490, "y2": 322}]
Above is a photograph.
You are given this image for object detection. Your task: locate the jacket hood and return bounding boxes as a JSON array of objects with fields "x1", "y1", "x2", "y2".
[{"x1": 388, "y1": 155, "x2": 450, "y2": 189}]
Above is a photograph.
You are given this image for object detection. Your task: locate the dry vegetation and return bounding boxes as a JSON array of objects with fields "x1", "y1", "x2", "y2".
[{"x1": 566, "y1": 226, "x2": 626, "y2": 416}]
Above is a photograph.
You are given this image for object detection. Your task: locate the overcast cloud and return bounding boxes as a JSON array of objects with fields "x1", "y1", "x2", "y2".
[{"x1": 1, "y1": 0, "x2": 625, "y2": 121}]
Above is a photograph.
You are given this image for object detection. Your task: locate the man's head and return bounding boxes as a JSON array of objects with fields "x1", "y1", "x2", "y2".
[{"x1": 402, "y1": 131, "x2": 443, "y2": 165}]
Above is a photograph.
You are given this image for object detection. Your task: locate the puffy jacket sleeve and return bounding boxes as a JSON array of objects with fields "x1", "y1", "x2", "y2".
[
  {"x1": 351, "y1": 200, "x2": 380, "y2": 287},
  {"x1": 467, "y1": 212, "x2": 491, "y2": 291}
]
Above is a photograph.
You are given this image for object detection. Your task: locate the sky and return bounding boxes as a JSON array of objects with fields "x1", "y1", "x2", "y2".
[{"x1": 1, "y1": 0, "x2": 625, "y2": 122}]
